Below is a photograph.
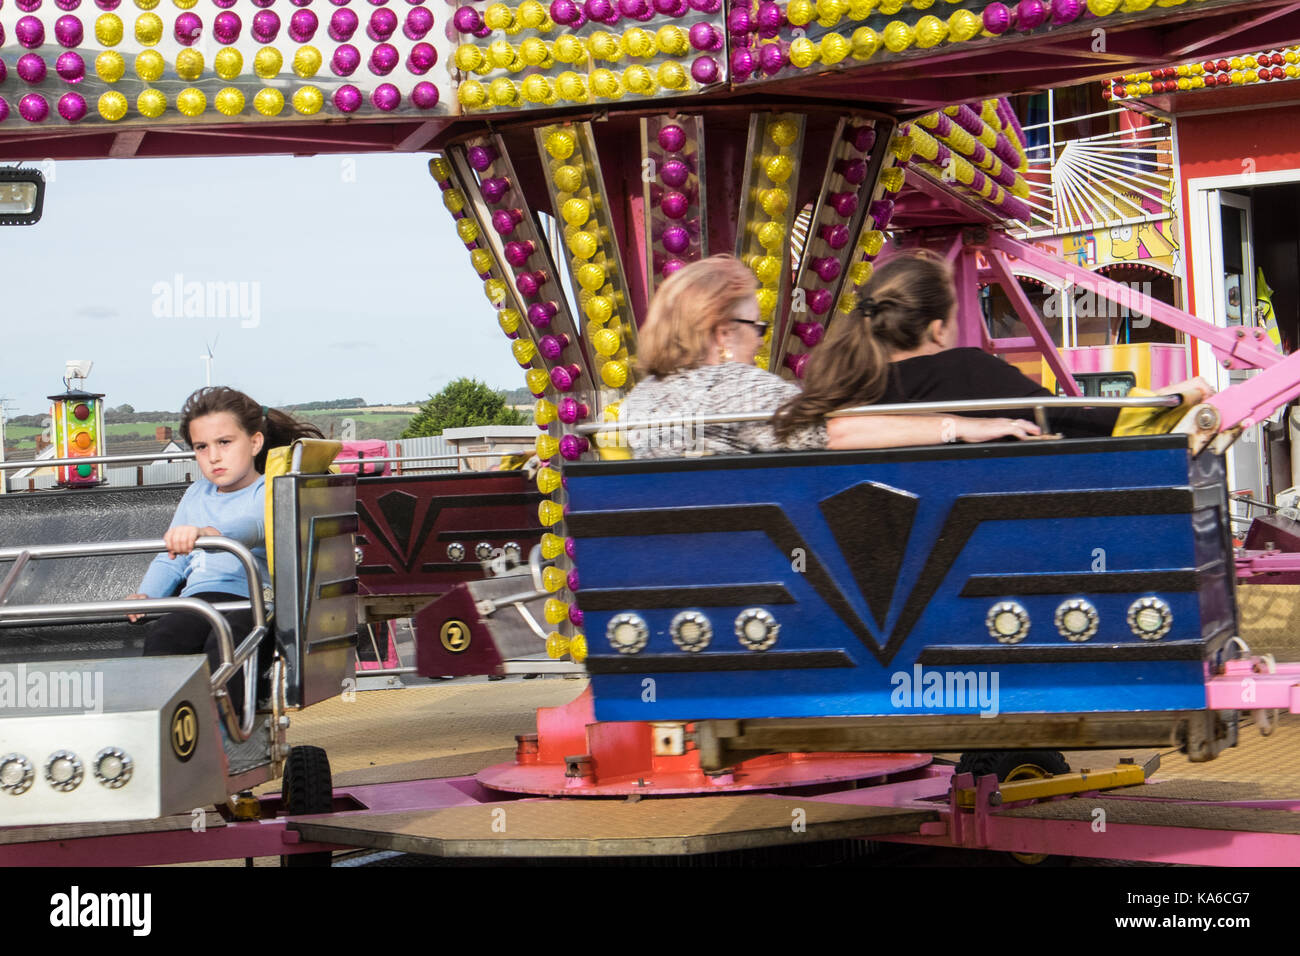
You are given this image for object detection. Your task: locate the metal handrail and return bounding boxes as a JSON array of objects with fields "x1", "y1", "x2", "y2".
[
  {"x1": 573, "y1": 395, "x2": 1181, "y2": 435},
  {"x1": 0, "y1": 598, "x2": 263, "y2": 628},
  {"x1": 0, "y1": 537, "x2": 267, "y2": 629},
  {"x1": 0, "y1": 449, "x2": 510, "y2": 473}
]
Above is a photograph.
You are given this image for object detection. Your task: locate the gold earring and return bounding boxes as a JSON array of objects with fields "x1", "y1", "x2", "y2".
[{"x1": 719, "y1": 347, "x2": 734, "y2": 361}]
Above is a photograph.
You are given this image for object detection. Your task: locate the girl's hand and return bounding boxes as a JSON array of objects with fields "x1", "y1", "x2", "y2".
[
  {"x1": 1158, "y1": 376, "x2": 1215, "y2": 405},
  {"x1": 164, "y1": 525, "x2": 221, "y2": 558},
  {"x1": 952, "y1": 416, "x2": 1042, "y2": 443},
  {"x1": 125, "y1": 592, "x2": 148, "y2": 624}
]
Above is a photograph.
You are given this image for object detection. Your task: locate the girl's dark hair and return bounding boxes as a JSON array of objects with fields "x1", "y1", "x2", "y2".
[
  {"x1": 179, "y1": 386, "x2": 323, "y2": 474},
  {"x1": 773, "y1": 251, "x2": 956, "y2": 439}
]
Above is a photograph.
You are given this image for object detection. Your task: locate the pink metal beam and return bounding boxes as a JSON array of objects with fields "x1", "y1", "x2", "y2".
[
  {"x1": 982, "y1": 244, "x2": 1082, "y2": 396},
  {"x1": 987, "y1": 231, "x2": 1285, "y2": 371},
  {"x1": 1207, "y1": 659, "x2": 1300, "y2": 713}
]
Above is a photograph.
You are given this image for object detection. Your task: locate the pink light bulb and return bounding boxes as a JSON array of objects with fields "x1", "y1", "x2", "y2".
[
  {"x1": 660, "y1": 158, "x2": 689, "y2": 188},
  {"x1": 368, "y1": 6, "x2": 397, "y2": 39},
  {"x1": 691, "y1": 56, "x2": 719, "y2": 84},
  {"x1": 557, "y1": 397, "x2": 588, "y2": 423},
  {"x1": 480, "y1": 176, "x2": 510, "y2": 203},
  {"x1": 539, "y1": 333, "x2": 569, "y2": 359},
  {"x1": 54, "y1": 15, "x2": 83, "y2": 46},
  {"x1": 404, "y1": 5, "x2": 433, "y2": 38},
  {"x1": 550, "y1": 365, "x2": 580, "y2": 392},
  {"x1": 329, "y1": 7, "x2": 358, "y2": 39},
  {"x1": 657, "y1": 124, "x2": 686, "y2": 153},
  {"x1": 828, "y1": 192, "x2": 858, "y2": 218},
  {"x1": 467, "y1": 144, "x2": 497, "y2": 171},
  {"x1": 819, "y1": 223, "x2": 850, "y2": 249},
  {"x1": 808, "y1": 288, "x2": 833, "y2": 315},
  {"x1": 504, "y1": 240, "x2": 535, "y2": 267},
  {"x1": 289, "y1": 8, "x2": 318, "y2": 40},
  {"x1": 812, "y1": 257, "x2": 841, "y2": 282},
  {"x1": 214, "y1": 11, "x2": 242, "y2": 42},
  {"x1": 559, "y1": 435, "x2": 589, "y2": 460},
  {"x1": 785, "y1": 353, "x2": 810, "y2": 378},
  {"x1": 527, "y1": 301, "x2": 557, "y2": 328},
  {"x1": 836, "y1": 158, "x2": 867, "y2": 184},
  {"x1": 331, "y1": 44, "x2": 361, "y2": 75},
  {"x1": 793, "y1": 321, "x2": 825, "y2": 346},
  {"x1": 662, "y1": 225, "x2": 690, "y2": 254}
]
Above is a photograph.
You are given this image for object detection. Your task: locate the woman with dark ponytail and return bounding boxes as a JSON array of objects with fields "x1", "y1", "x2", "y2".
[
  {"x1": 775, "y1": 251, "x2": 1211, "y2": 441},
  {"x1": 125, "y1": 387, "x2": 323, "y2": 715}
]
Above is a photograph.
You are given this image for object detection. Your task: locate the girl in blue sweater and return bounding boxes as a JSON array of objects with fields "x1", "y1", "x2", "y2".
[{"x1": 127, "y1": 386, "x2": 322, "y2": 713}]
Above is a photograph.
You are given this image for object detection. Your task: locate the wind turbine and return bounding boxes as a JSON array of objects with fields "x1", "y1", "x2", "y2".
[{"x1": 200, "y1": 336, "x2": 218, "y2": 387}]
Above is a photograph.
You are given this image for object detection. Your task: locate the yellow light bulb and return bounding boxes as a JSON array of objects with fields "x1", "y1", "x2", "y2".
[
  {"x1": 519, "y1": 0, "x2": 548, "y2": 29},
  {"x1": 837, "y1": 292, "x2": 858, "y2": 314},
  {"x1": 624, "y1": 27, "x2": 655, "y2": 58},
  {"x1": 135, "y1": 0, "x2": 160, "y2": 8},
  {"x1": 254, "y1": 47, "x2": 284, "y2": 79},
  {"x1": 588, "y1": 31, "x2": 620, "y2": 60},
  {"x1": 752, "y1": 254, "x2": 781, "y2": 284},
  {"x1": 544, "y1": 128, "x2": 577, "y2": 160},
  {"x1": 458, "y1": 80, "x2": 488, "y2": 109},
  {"x1": 545, "y1": 632, "x2": 570, "y2": 659},
  {"x1": 914, "y1": 14, "x2": 947, "y2": 47},
  {"x1": 519, "y1": 37, "x2": 549, "y2": 66},
  {"x1": 443, "y1": 190, "x2": 466, "y2": 215},
  {"x1": 569, "y1": 633, "x2": 587, "y2": 663},
  {"x1": 512, "y1": 338, "x2": 539, "y2": 367},
  {"x1": 553, "y1": 33, "x2": 585, "y2": 63},
  {"x1": 541, "y1": 564, "x2": 567, "y2": 590},
  {"x1": 536, "y1": 434, "x2": 560, "y2": 459},
  {"x1": 883, "y1": 20, "x2": 914, "y2": 52},
  {"x1": 134, "y1": 12, "x2": 163, "y2": 45},
  {"x1": 623, "y1": 64, "x2": 654, "y2": 94},
  {"x1": 584, "y1": 294, "x2": 613, "y2": 323},
  {"x1": 521, "y1": 73, "x2": 553, "y2": 103},
  {"x1": 485, "y1": 277, "x2": 509, "y2": 307},
  {"x1": 470, "y1": 248, "x2": 494, "y2": 275},
  {"x1": 526, "y1": 368, "x2": 551, "y2": 395},
  {"x1": 176, "y1": 87, "x2": 207, "y2": 117},
  {"x1": 488, "y1": 39, "x2": 515, "y2": 69},
  {"x1": 789, "y1": 37, "x2": 818, "y2": 68},
  {"x1": 535, "y1": 399, "x2": 558, "y2": 425},
  {"x1": 851, "y1": 26, "x2": 879, "y2": 59},
  {"x1": 858, "y1": 229, "x2": 885, "y2": 256},
  {"x1": 135, "y1": 88, "x2": 167, "y2": 118},
  {"x1": 95, "y1": 13, "x2": 124, "y2": 46},
  {"x1": 134, "y1": 49, "x2": 165, "y2": 81},
  {"x1": 489, "y1": 77, "x2": 518, "y2": 106},
  {"x1": 768, "y1": 119, "x2": 799, "y2": 147},
  {"x1": 656, "y1": 25, "x2": 687, "y2": 55},
  {"x1": 755, "y1": 219, "x2": 785, "y2": 251},
  {"x1": 556, "y1": 71, "x2": 588, "y2": 101},
  {"x1": 544, "y1": 599, "x2": 569, "y2": 625},
  {"x1": 821, "y1": 32, "x2": 849, "y2": 64},
  {"x1": 456, "y1": 217, "x2": 480, "y2": 244},
  {"x1": 540, "y1": 532, "x2": 567, "y2": 560},
  {"x1": 787, "y1": 0, "x2": 815, "y2": 25},
  {"x1": 764, "y1": 154, "x2": 794, "y2": 184},
  {"x1": 577, "y1": 263, "x2": 607, "y2": 292},
  {"x1": 756, "y1": 287, "x2": 778, "y2": 316},
  {"x1": 539, "y1": 499, "x2": 564, "y2": 526},
  {"x1": 455, "y1": 44, "x2": 485, "y2": 71},
  {"x1": 293, "y1": 46, "x2": 322, "y2": 78},
  {"x1": 593, "y1": 328, "x2": 621, "y2": 357},
  {"x1": 657, "y1": 60, "x2": 688, "y2": 89},
  {"x1": 600, "y1": 359, "x2": 629, "y2": 388},
  {"x1": 499, "y1": 308, "x2": 523, "y2": 336},
  {"x1": 553, "y1": 164, "x2": 584, "y2": 193},
  {"x1": 759, "y1": 187, "x2": 789, "y2": 217},
  {"x1": 568, "y1": 231, "x2": 598, "y2": 260},
  {"x1": 879, "y1": 167, "x2": 905, "y2": 193},
  {"x1": 97, "y1": 90, "x2": 128, "y2": 121},
  {"x1": 1086, "y1": 0, "x2": 1121, "y2": 13},
  {"x1": 562, "y1": 197, "x2": 591, "y2": 226},
  {"x1": 215, "y1": 47, "x2": 243, "y2": 79},
  {"x1": 95, "y1": 50, "x2": 126, "y2": 83},
  {"x1": 848, "y1": 0, "x2": 876, "y2": 18},
  {"x1": 590, "y1": 68, "x2": 623, "y2": 99},
  {"x1": 484, "y1": 2, "x2": 514, "y2": 30},
  {"x1": 174, "y1": 47, "x2": 204, "y2": 81}
]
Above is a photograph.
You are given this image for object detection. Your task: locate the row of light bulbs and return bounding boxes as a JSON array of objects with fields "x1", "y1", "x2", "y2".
[
  {"x1": 987, "y1": 596, "x2": 1174, "y2": 644},
  {"x1": 0, "y1": 746, "x2": 132, "y2": 796}
]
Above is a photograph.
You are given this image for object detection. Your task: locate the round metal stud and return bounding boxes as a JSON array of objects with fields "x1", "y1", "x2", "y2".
[
  {"x1": 1054, "y1": 599, "x2": 1099, "y2": 642},
  {"x1": 93, "y1": 747, "x2": 134, "y2": 790},
  {"x1": 669, "y1": 611, "x2": 712, "y2": 652},
  {"x1": 447, "y1": 542, "x2": 466, "y2": 562},
  {"x1": 734, "y1": 608, "x2": 779, "y2": 651},
  {"x1": 987, "y1": 601, "x2": 1030, "y2": 644},
  {"x1": 44, "y1": 750, "x2": 84, "y2": 792},
  {"x1": 0, "y1": 754, "x2": 34, "y2": 795},
  {"x1": 475, "y1": 542, "x2": 495, "y2": 561},
  {"x1": 502, "y1": 541, "x2": 522, "y2": 562},
  {"x1": 1127, "y1": 596, "x2": 1172, "y2": 641},
  {"x1": 606, "y1": 613, "x2": 649, "y2": 655}
]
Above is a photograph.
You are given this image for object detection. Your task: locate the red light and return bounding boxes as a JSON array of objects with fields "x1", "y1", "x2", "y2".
[{"x1": 73, "y1": 403, "x2": 90, "y2": 421}]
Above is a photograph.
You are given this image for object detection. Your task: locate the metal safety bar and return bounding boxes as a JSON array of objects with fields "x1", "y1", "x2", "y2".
[
  {"x1": 573, "y1": 394, "x2": 1181, "y2": 435},
  {"x1": 0, "y1": 537, "x2": 267, "y2": 628},
  {"x1": 0, "y1": 450, "x2": 512, "y2": 473}
]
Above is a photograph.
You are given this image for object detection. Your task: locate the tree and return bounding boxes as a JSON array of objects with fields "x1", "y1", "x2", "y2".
[{"x1": 400, "y1": 378, "x2": 525, "y2": 437}]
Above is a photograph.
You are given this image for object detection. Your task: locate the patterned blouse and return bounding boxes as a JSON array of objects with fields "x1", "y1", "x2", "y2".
[{"x1": 617, "y1": 363, "x2": 827, "y2": 458}]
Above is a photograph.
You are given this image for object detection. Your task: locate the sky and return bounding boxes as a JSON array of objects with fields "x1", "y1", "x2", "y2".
[{"x1": 0, "y1": 152, "x2": 521, "y2": 417}]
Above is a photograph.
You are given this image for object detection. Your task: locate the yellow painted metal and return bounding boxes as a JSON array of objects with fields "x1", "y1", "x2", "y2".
[{"x1": 955, "y1": 763, "x2": 1148, "y2": 808}]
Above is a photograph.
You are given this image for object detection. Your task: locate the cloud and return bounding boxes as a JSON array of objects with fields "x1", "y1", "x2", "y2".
[
  {"x1": 329, "y1": 340, "x2": 377, "y2": 350},
  {"x1": 76, "y1": 305, "x2": 118, "y2": 321}
]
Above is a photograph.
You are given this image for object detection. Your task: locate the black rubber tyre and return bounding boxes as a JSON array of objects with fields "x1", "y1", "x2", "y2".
[
  {"x1": 953, "y1": 750, "x2": 1072, "y2": 866},
  {"x1": 280, "y1": 745, "x2": 334, "y2": 868}
]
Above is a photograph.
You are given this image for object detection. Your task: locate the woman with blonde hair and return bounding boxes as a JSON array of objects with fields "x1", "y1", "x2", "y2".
[{"x1": 618, "y1": 254, "x2": 1041, "y2": 457}]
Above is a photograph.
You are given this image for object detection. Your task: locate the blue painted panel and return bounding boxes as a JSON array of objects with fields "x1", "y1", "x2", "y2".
[{"x1": 565, "y1": 439, "x2": 1232, "y2": 722}]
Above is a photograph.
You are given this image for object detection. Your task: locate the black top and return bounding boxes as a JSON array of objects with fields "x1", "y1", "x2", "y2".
[{"x1": 879, "y1": 348, "x2": 1120, "y2": 439}]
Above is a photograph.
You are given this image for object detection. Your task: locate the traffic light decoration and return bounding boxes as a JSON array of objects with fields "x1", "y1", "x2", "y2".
[{"x1": 49, "y1": 388, "x2": 105, "y2": 487}]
